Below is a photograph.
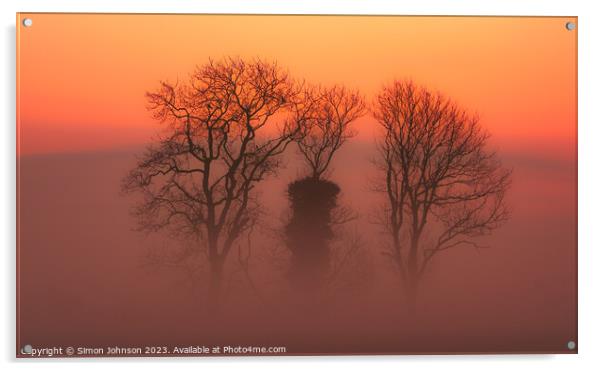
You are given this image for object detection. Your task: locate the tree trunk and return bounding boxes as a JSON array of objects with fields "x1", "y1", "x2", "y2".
[
  {"x1": 208, "y1": 255, "x2": 224, "y2": 312},
  {"x1": 406, "y1": 234, "x2": 420, "y2": 314},
  {"x1": 406, "y1": 275, "x2": 419, "y2": 315}
]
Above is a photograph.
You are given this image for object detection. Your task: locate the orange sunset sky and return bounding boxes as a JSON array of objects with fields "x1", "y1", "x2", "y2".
[
  {"x1": 17, "y1": 14, "x2": 576, "y2": 156},
  {"x1": 16, "y1": 15, "x2": 578, "y2": 353}
]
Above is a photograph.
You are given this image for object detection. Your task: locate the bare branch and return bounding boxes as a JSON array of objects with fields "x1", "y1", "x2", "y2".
[{"x1": 294, "y1": 85, "x2": 366, "y2": 179}]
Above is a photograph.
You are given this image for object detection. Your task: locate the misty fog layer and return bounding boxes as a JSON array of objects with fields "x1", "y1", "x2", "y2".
[{"x1": 18, "y1": 132, "x2": 576, "y2": 354}]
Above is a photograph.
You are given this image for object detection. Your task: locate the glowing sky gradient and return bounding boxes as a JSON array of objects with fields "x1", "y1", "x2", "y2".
[
  {"x1": 17, "y1": 14, "x2": 576, "y2": 157},
  {"x1": 16, "y1": 14, "x2": 577, "y2": 354}
]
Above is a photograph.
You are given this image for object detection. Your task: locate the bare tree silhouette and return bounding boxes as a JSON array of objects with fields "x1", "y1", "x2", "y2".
[
  {"x1": 296, "y1": 85, "x2": 366, "y2": 179},
  {"x1": 285, "y1": 85, "x2": 365, "y2": 293},
  {"x1": 122, "y1": 57, "x2": 306, "y2": 308},
  {"x1": 372, "y1": 80, "x2": 511, "y2": 311}
]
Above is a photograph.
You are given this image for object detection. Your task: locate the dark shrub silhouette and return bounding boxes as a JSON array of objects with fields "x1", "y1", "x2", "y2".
[{"x1": 285, "y1": 177, "x2": 340, "y2": 292}]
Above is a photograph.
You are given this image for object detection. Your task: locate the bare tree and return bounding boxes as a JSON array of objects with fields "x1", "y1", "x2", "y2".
[
  {"x1": 296, "y1": 85, "x2": 366, "y2": 179},
  {"x1": 122, "y1": 57, "x2": 305, "y2": 308},
  {"x1": 373, "y1": 80, "x2": 511, "y2": 311},
  {"x1": 283, "y1": 85, "x2": 365, "y2": 293}
]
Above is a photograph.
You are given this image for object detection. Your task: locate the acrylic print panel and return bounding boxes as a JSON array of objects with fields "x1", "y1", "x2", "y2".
[{"x1": 16, "y1": 13, "x2": 577, "y2": 357}]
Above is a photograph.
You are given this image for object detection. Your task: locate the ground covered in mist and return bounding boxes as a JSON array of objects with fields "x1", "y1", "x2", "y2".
[{"x1": 18, "y1": 138, "x2": 576, "y2": 354}]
